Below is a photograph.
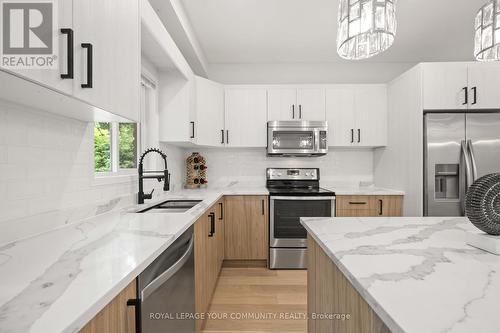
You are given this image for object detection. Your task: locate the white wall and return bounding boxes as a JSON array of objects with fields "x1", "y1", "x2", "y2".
[
  {"x1": 207, "y1": 62, "x2": 416, "y2": 84},
  {"x1": 0, "y1": 100, "x2": 184, "y2": 244},
  {"x1": 373, "y1": 65, "x2": 423, "y2": 216},
  {"x1": 186, "y1": 147, "x2": 374, "y2": 188}
]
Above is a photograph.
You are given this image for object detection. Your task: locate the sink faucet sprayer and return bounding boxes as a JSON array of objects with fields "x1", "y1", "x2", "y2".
[{"x1": 138, "y1": 148, "x2": 170, "y2": 204}]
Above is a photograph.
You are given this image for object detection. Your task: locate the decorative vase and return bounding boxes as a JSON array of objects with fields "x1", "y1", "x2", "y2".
[{"x1": 185, "y1": 152, "x2": 208, "y2": 189}]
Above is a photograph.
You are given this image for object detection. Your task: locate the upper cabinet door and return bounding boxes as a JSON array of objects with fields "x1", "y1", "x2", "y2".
[
  {"x1": 0, "y1": 1, "x2": 74, "y2": 95},
  {"x1": 108, "y1": 0, "x2": 140, "y2": 122},
  {"x1": 468, "y1": 63, "x2": 500, "y2": 110},
  {"x1": 296, "y1": 88, "x2": 326, "y2": 121},
  {"x1": 422, "y1": 63, "x2": 468, "y2": 110},
  {"x1": 225, "y1": 88, "x2": 268, "y2": 147},
  {"x1": 325, "y1": 87, "x2": 356, "y2": 146},
  {"x1": 267, "y1": 88, "x2": 296, "y2": 121},
  {"x1": 194, "y1": 76, "x2": 224, "y2": 147},
  {"x1": 355, "y1": 85, "x2": 387, "y2": 147},
  {"x1": 73, "y1": 0, "x2": 111, "y2": 111}
]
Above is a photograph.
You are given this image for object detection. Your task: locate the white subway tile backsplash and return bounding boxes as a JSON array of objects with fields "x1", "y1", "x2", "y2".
[
  {"x1": 0, "y1": 101, "x2": 185, "y2": 244},
  {"x1": 185, "y1": 148, "x2": 374, "y2": 188},
  {"x1": 0, "y1": 146, "x2": 7, "y2": 164}
]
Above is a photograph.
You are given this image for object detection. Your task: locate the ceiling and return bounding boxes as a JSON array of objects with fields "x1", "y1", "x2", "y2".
[{"x1": 179, "y1": 0, "x2": 486, "y2": 64}]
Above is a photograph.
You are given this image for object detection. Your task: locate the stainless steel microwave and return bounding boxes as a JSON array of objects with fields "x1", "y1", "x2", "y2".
[{"x1": 267, "y1": 121, "x2": 328, "y2": 157}]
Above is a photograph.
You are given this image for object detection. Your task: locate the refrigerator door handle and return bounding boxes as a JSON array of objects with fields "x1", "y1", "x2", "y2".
[
  {"x1": 460, "y1": 140, "x2": 472, "y2": 214},
  {"x1": 467, "y1": 140, "x2": 478, "y2": 183}
]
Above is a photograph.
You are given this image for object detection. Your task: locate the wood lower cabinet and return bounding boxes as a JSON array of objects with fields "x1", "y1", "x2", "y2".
[
  {"x1": 336, "y1": 195, "x2": 403, "y2": 217},
  {"x1": 224, "y1": 196, "x2": 268, "y2": 261},
  {"x1": 308, "y1": 236, "x2": 390, "y2": 333},
  {"x1": 194, "y1": 203, "x2": 223, "y2": 332},
  {"x1": 79, "y1": 280, "x2": 136, "y2": 333}
]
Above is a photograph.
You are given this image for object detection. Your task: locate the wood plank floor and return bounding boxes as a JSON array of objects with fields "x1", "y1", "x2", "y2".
[{"x1": 202, "y1": 267, "x2": 307, "y2": 333}]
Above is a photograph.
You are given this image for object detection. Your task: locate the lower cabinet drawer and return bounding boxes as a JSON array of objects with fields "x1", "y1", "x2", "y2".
[
  {"x1": 336, "y1": 195, "x2": 403, "y2": 217},
  {"x1": 336, "y1": 196, "x2": 376, "y2": 211}
]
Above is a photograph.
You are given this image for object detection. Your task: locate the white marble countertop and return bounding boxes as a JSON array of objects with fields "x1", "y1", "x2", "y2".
[
  {"x1": 301, "y1": 216, "x2": 500, "y2": 333},
  {"x1": 327, "y1": 187, "x2": 405, "y2": 196},
  {"x1": 0, "y1": 185, "x2": 267, "y2": 333}
]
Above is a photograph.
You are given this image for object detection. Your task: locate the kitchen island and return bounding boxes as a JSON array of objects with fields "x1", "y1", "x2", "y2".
[{"x1": 301, "y1": 216, "x2": 500, "y2": 333}]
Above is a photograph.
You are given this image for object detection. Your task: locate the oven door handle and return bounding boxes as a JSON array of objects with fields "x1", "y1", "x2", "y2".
[{"x1": 270, "y1": 196, "x2": 336, "y2": 201}]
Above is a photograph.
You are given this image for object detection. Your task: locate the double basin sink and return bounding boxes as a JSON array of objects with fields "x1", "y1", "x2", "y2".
[{"x1": 137, "y1": 200, "x2": 202, "y2": 214}]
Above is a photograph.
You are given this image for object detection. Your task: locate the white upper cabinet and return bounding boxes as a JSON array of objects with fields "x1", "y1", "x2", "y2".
[
  {"x1": 326, "y1": 85, "x2": 387, "y2": 147},
  {"x1": 225, "y1": 88, "x2": 268, "y2": 147},
  {"x1": 355, "y1": 85, "x2": 387, "y2": 147},
  {"x1": 73, "y1": 0, "x2": 140, "y2": 121},
  {"x1": 423, "y1": 62, "x2": 500, "y2": 111},
  {"x1": 325, "y1": 87, "x2": 356, "y2": 146},
  {"x1": 296, "y1": 88, "x2": 326, "y2": 121},
  {"x1": 422, "y1": 63, "x2": 469, "y2": 110},
  {"x1": 0, "y1": 0, "x2": 140, "y2": 122},
  {"x1": 0, "y1": 0, "x2": 74, "y2": 95},
  {"x1": 267, "y1": 87, "x2": 325, "y2": 121},
  {"x1": 467, "y1": 63, "x2": 500, "y2": 110},
  {"x1": 73, "y1": 0, "x2": 111, "y2": 112},
  {"x1": 159, "y1": 73, "x2": 195, "y2": 144},
  {"x1": 107, "y1": 0, "x2": 140, "y2": 122},
  {"x1": 194, "y1": 76, "x2": 224, "y2": 147},
  {"x1": 267, "y1": 88, "x2": 296, "y2": 121}
]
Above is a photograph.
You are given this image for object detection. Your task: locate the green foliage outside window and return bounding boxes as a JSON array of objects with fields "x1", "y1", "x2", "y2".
[
  {"x1": 119, "y1": 123, "x2": 137, "y2": 169},
  {"x1": 94, "y1": 122, "x2": 111, "y2": 172}
]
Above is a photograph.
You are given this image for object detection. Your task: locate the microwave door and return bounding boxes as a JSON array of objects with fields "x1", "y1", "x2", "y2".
[{"x1": 269, "y1": 130, "x2": 315, "y2": 154}]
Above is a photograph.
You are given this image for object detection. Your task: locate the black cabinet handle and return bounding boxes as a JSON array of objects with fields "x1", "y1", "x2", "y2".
[
  {"x1": 471, "y1": 87, "x2": 477, "y2": 105},
  {"x1": 219, "y1": 202, "x2": 224, "y2": 220},
  {"x1": 292, "y1": 105, "x2": 295, "y2": 119},
  {"x1": 351, "y1": 129, "x2": 354, "y2": 143},
  {"x1": 226, "y1": 130, "x2": 229, "y2": 144},
  {"x1": 60, "y1": 28, "x2": 73, "y2": 79},
  {"x1": 358, "y1": 129, "x2": 361, "y2": 143},
  {"x1": 261, "y1": 199, "x2": 265, "y2": 215},
  {"x1": 126, "y1": 298, "x2": 142, "y2": 333},
  {"x1": 462, "y1": 87, "x2": 468, "y2": 105},
  {"x1": 299, "y1": 105, "x2": 302, "y2": 119},
  {"x1": 221, "y1": 129, "x2": 225, "y2": 144},
  {"x1": 349, "y1": 201, "x2": 367, "y2": 205},
  {"x1": 208, "y1": 212, "x2": 215, "y2": 237},
  {"x1": 378, "y1": 199, "x2": 383, "y2": 216},
  {"x1": 81, "y1": 43, "x2": 93, "y2": 88},
  {"x1": 190, "y1": 122, "x2": 195, "y2": 139}
]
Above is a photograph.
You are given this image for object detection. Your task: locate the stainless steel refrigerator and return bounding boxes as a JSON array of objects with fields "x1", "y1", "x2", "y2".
[{"x1": 424, "y1": 112, "x2": 500, "y2": 216}]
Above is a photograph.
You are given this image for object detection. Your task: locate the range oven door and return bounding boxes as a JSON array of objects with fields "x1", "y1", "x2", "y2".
[
  {"x1": 270, "y1": 196, "x2": 335, "y2": 248},
  {"x1": 267, "y1": 124, "x2": 328, "y2": 156}
]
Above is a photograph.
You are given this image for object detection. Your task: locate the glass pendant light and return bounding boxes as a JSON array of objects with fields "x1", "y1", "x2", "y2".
[
  {"x1": 337, "y1": 0, "x2": 397, "y2": 60},
  {"x1": 474, "y1": 0, "x2": 500, "y2": 61}
]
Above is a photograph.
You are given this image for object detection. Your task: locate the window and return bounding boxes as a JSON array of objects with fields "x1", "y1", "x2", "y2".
[
  {"x1": 94, "y1": 122, "x2": 112, "y2": 172},
  {"x1": 94, "y1": 122, "x2": 138, "y2": 174},
  {"x1": 119, "y1": 123, "x2": 138, "y2": 169}
]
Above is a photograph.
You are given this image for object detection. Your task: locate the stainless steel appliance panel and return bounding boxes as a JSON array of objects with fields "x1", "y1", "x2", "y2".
[
  {"x1": 139, "y1": 227, "x2": 195, "y2": 333},
  {"x1": 267, "y1": 121, "x2": 328, "y2": 156},
  {"x1": 269, "y1": 248, "x2": 307, "y2": 269},
  {"x1": 466, "y1": 113, "x2": 500, "y2": 182},
  {"x1": 270, "y1": 196, "x2": 335, "y2": 248},
  {"x1": 424, "y1": 113, "x2": 466, "y2": 216}
]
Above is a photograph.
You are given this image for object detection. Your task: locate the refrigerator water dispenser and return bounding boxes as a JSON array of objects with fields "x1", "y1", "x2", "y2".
[{"x1": 435, "y1": 164, "x2": 459, "y2": 200}]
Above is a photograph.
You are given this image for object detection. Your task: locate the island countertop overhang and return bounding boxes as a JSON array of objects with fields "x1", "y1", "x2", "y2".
[{"x1": 301, "y1": 216, "x2": 500, "y2": 333}]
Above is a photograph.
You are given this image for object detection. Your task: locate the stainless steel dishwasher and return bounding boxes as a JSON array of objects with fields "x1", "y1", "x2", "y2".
[{"x1": 134, "y1": 226, "x2": 195, "y2": 333}]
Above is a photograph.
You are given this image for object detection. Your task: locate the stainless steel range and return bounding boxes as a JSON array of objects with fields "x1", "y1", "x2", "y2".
[{"x1": 267, "y1": 168, "x2": 335, "y2": 269}]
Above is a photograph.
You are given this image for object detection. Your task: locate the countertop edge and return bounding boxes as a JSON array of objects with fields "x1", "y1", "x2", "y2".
[{"x1": 300, "y1": 218, "x2": 406, "y2": 333}]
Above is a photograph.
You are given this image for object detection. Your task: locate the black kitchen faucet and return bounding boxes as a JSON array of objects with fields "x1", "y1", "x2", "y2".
[{"x1": 138, "y1": 148, "x2": 170, "y2": 204}]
